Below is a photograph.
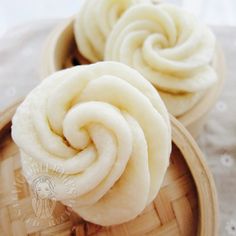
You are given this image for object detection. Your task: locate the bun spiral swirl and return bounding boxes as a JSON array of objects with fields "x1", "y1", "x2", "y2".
[
  {"x1": 105, "y1": 4, "x2": 217, "y2": 116},
  {"x1": 12, "y1": 62, "x2": 171, "y2": 226},
  {"x1": 74, "y1": 0, "x2": 152, "y2": 62}
]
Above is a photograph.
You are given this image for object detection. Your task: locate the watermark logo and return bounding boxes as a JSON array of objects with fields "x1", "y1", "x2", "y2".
[
  {"x1": 12, "y1": 161, "x2": 77, "y2": 228},
  {"x1": 31, "y1": 175, "x2": 56, "y2": 219}
]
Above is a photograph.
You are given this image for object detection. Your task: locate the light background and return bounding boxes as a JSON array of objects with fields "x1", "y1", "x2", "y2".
[{"x1": 0, "y1": 0, "x2": 236, "y2": 37}]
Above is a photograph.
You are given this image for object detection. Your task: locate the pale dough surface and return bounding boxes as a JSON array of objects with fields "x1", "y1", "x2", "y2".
[
  {"x1": 12, "y1": 62, "x2": 171, "y2": 226},
  {"x1": 74, "y1": 0, "x2": 152, "y2": 62},
  {"x1": 105, "y1": 4, "x2": 217, "y2": 116}
]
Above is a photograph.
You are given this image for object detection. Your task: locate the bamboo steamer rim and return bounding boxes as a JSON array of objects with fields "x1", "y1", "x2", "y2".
[
  {"x1": 40, "y1": 18, "x2": 226, "y2": 135},
  {"x1": 0, "y1": 101, "x2": 218, "y2": 235}
]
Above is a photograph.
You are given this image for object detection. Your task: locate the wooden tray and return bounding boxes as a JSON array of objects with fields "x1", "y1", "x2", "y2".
[
  {"x1": 0, "y1": 102, "x2": 217, "y2": 236},
  {"x1": 40, "y1": 19, "x2": 226, "y2": 139}
]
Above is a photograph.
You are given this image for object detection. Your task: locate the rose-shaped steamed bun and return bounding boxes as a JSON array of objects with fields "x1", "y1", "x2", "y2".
[
  {"x1": 105, "y1": 4, "x2": 217, "y2": 116},
  {"x1": 12, "y1": 62, "x2": 171, "y2": 226},
  {"x1": 74, "y1": 0, "x2": 152, "y2": 62}
]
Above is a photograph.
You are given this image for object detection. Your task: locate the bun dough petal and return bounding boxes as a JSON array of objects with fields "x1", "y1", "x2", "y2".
[
  {"x1": 72, "y1": 114, "x2": 150, "y2": 226},
  {"x1": 159, "y1": 90, "x2": 205, "y2": 116}
]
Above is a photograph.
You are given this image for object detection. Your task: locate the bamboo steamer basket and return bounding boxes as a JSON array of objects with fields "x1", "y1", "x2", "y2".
[
  {"x1": 0, "y1": 102, "x2": 217, "y2": 236},
  {"x1": 40, "y1": 19, "x2": 226, "y2": 138}
]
